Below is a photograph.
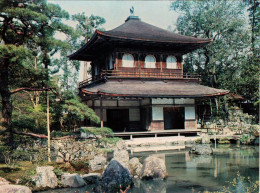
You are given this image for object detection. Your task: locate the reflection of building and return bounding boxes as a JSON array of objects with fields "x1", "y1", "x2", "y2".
[{"x1": 69, "y1": 15, "x2": 228, "y2": 132}]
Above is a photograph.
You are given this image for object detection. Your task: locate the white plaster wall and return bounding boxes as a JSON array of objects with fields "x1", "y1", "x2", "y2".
[
  {"x1": 152, "y1": 98, "x2": 173, "y2": 104},
  {"x1": 129, "y1": 109, "x2": 140, "y2": 121},
  {"x1": 152, "y1": 107, "x2": 164, "y2": 121},
  {"x1": 175, "y1": 98, "x2": 195, "y2": 104},
  {"x1": 185, "y1": 106, "x2": 195, "y2": 120}
]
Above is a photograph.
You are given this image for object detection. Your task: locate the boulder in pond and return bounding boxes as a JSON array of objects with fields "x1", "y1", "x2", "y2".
[
  {"x1": 113, "y1": 141, "x2": 130, "y2": 171},
  {"x1": 61, "y1": 173, "x2": 86, "y2": 188},
  {"x1": 32, "y1": 166, "x2": 58, "y2": 188},
  {"x1": 201, "y1": 133, "x2": 211, "y2": 144},
  {"x1": 89, "y1": 155, "x2": 106, "y2": 172},
  {"x1": 129, "y1": 157, "x2": 143, "y2": 177},
  {"x1": 97, "y1": 160, "x2": 133, "y2": 193},
  {"x1": 190, "y1": 144, "x2": 213, "y2": 155},
  {"x1": 141, "y1": 156, "x2": 168, "y2": 179},
  {"x1": 0, "y1": 185, "x2": 31, "y2": 193}
]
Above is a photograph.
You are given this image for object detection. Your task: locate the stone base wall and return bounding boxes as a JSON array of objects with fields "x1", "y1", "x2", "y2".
[
  {"x1": 52, "y1": 139, "x2": 106, "y2": 163},
  {"x1": 185, "y1": 120, "x2": 197, "y2": 130},
  {"x1": 150, "y1": 121, "x2": 164, "y2": 131}
]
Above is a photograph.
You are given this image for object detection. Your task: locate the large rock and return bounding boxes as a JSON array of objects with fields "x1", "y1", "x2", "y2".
[
  {"x1": 0, "y1": 177, "x2": 10, "y2": 185},
  {"x1": 113, "y1": 141, "x2": 130, "y2": 170},
  {"x1": 190, "y1": 144, "x2": 213, "y2": 155},
  {"x1": 129, "y1": 157, "x2": 143, "y2": 177},
  {"x1": 97, "y1": 160, "x2": 133, "y2": 193},
  {"x1": 60, "y1": 173, "x2": 86, "y2": 188},
  {"x1": 141, "y1": 156, "x2": 168, "y2": 179},
  {"x1": 201, "y1": 133, "x2": 211, "y2": 144},
  {"x1": 115, "y1": 140, "x2": 127, "y2": 150},
  {"x1": 32, "y1": 166, "x2": 58, "y2": 188},
  {"x1": 0, "y1": 185, "x2": 31, "y2": 193},
  {"x1": 82, "y1": 173, "x2": 101, "y2": 184},
  {"x1": 89, "y1": 155, "x2": 106, "y2": 171}
]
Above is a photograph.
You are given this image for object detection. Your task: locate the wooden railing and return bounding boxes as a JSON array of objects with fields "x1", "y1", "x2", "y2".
[{"x1": 78, "y1": 69, "x2": 200, "y2": 88}]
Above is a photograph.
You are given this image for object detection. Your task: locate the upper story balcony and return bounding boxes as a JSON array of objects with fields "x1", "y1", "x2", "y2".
[{"x1": 78, "y1": 69, "x2": 200, "y2": 88}]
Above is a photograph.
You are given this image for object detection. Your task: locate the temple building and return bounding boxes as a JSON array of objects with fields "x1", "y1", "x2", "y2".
[{"x1": 69, "y1": 15, "x2": 229, "y2": 134}]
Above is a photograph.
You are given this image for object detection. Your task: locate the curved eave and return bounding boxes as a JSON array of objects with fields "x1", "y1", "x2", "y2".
[
  {"x1": 81, "y1": 89, "x2": 229, "y2": 98},
  {"x1": 69, "y1": 29, "x2": 211, "y2": 61},
  {"x1": 80, "y1": 80, "x2": 229, "y2": 98},
  {"x1": 68, "y1": 31, "x2": 99, "y2": 61},
  {"x1": 97, "y1": 30, "x2": 211, "y2": 45}
]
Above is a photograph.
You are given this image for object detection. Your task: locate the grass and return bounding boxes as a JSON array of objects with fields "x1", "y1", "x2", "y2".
[{"x1": 0, "y1": 161, "x2": 36, "y2": 183}]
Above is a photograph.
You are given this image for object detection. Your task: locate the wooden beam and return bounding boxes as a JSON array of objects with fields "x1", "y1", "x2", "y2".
[{"x1": 100, "y1": 96, "x2": 104, "y2": 127}]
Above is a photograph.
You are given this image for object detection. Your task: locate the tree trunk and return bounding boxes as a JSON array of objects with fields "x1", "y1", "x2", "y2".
[
  {"x1": 47, "y1": 91, "x2": 51, "y2": 162},
  {"x1": 251, "y1": 0, "x2": 256, "y2": 54},
  {"x1": 34, "y1": 56, "x2": 40, "y2": 128},
  {"x1": 0, "y1": 64, "x2": 13, "y2": 146}
]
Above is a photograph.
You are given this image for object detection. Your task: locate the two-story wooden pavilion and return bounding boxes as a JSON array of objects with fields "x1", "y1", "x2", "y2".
[{"x1": 69, "y1": 16, "x2": 229, "y2": 134}]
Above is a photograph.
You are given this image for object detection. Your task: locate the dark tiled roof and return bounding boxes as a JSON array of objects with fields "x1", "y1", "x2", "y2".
[
  {"x1": 81, "y1": 80, "x2": 229, "y2": 98},
  {"x1": 69, "y1": 17, "x2": 211, "y2": 61},
  {"x1": 100, "y1": 17, "x2": 210, "y2": 44}
]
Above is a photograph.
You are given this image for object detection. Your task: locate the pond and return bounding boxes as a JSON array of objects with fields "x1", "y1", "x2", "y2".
[{"x1": 39, "y1": 144, "x2": 259, "y2": 193}]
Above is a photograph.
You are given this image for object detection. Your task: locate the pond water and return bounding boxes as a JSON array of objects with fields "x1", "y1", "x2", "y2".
[{"x1": 39, "y1": 144, "x2": 259, "y2": 193}]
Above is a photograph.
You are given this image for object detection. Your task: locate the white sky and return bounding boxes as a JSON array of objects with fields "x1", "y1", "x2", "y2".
[{"x1": 48, "y1": 1, "x2": 179, "y2": 81}]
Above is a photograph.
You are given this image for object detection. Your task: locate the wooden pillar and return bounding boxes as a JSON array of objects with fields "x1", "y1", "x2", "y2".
[
  {"x1": 160, "y1": 54, "x2": 163, "y2": 72},
  {"x1": 115, "y1": 52, "x2": 118, "y2": 70},
  {"x1": 100, "y1": 96, "x2": 104, "y2": 128}
]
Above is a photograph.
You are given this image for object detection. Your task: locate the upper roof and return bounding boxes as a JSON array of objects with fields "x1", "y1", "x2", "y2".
[
  {"x1": 100, "y1": 16, "x2": 210, "y2": 44},
  {"x1": 69, "y1": 16, "x2": 211, "y2": 61}
]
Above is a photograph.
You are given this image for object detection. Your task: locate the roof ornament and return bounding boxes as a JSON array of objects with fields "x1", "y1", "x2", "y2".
[{"x1": 130, "y1": 6, "x2": 134, "y2": 16}]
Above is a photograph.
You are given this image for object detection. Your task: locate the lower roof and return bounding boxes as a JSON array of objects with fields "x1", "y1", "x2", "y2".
[{"x1": 81, "y1": 80, "x2": 229, "y2": 98}]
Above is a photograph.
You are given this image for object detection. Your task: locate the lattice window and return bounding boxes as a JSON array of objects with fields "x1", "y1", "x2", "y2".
[
  {"x1": 145, "y1": 55, "x2": 156, "y2": 68},
  {"x1": 122, "y1": 54, "x2": 134, "y2": 67}
]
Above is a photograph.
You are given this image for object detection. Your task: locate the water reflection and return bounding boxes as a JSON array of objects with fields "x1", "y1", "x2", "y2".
[
  {"x1": 38, "y1": 145, "x2": 259, "y2": 193},
  {"x1": 130, "y1": 145, "x2": 259, "y2": 193}
]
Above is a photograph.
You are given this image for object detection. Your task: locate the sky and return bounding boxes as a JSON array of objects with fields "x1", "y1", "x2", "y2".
[
  {"x1": 48, "y1": 1, "x2": 179, "y2": 81},
  {"x1": 49, "y1": 1, "x2": 178, "y2": 30}
]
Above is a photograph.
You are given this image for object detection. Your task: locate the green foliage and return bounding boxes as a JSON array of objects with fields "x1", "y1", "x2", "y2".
[
  {"x1": 221, "y1": 172, "x2": 259, "y2": 193},
  {"x1": 98, "y1": 137, "x2": 122, "y2": 146},
  {"x1": 170, "y1": 0, "x2": 259, "y2": 104},
  {"x1": 81, "y1": 127, "x2": 113, "y2": 137},
  {"x1": 70, "y1": 160, "x2": 89, "y2": 174},
  {"x1": 240, "y1": 134, "x2": 250, "y2": 144},
  {"x1": 218, "y1": 138, "x2": 230, "y2": 144},
  {"x1": 195, "y1": 138, "x2": 202, "y2": 144},
  {"x1": 53, "y1": 94, "x2": 100, "y2": 131},
  {"x1": 72, "y1": 13, "x2": 106, "y2": 44},
  {"x1": 53, "y1": 168, "x2": 64, "y2": 179},
  {"x1": 0, "y1": 0, "x2": 105, "y2": 144},
  {"x1": 19, "y1": 168, "x2": 36, "y2": 188}
]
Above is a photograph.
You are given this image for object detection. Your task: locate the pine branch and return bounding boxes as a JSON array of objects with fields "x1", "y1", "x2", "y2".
[{"x1": 10, "y1": 87, "x2": 55, "y2": 94}]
